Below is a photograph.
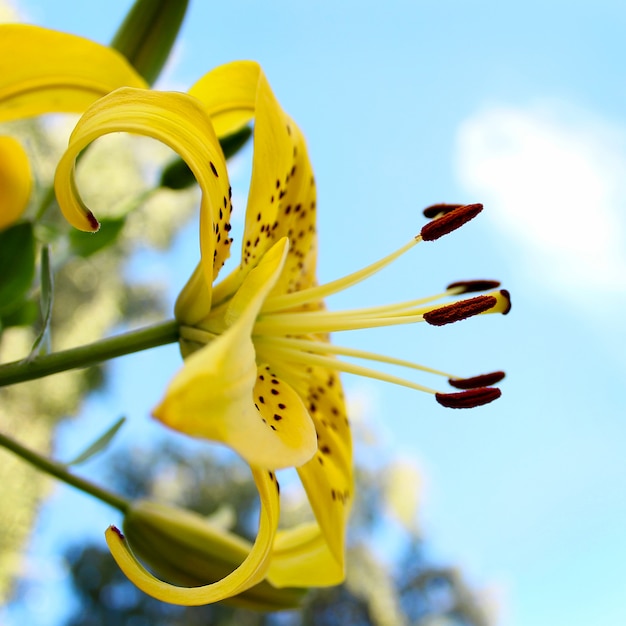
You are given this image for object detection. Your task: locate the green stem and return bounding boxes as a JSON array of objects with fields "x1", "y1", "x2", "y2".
[
  {"x1": 0, "y1": 319, "x2": 179, "y2": 387},
  {"x1": 34, "y1": 183, "x2": 57, "y2": 223},
  {"x1": 0, "y1": 430, "x2": 129, "y2": 513}
]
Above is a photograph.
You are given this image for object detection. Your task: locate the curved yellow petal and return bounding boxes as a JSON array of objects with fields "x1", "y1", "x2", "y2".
[
  {"x1": 0, "y1": 24, "x2": 146, "y2": 122},
  {"x1": 106, "y1": 467, "x2": 280, "y2": 606},
  {"x1": 189, "y1": 60, "x2": 260, "y2": 138},
  {"x1": 268, "y1": 522, "x2": 344, "y2": 588},
  {"x1": 54, "y1": 87, "x2": 232, "y2": 298},
  {"x1": 156, "y1": 238, "x2": 317, "y2": 470},
  {"x1": 0, "y1": 136, "x2": 32, "y2": 229}
]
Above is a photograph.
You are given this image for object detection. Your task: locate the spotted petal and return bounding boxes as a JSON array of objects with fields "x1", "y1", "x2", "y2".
[
  {"x1": 257, "y1": 353, "x2": 353, "y2": 572},
  {"x1": 155, "y1": 238, "x2": 318, "y2": 470},
  {"x1": 0, "y1": 136, "x2": 32, "y2": 229},
  {"x1": 105, "y1": 467, "x2": 280, "y2": 605},
  {"x1": 0, "y1": 25, "x2": 146, "y2": 123},
  {"x1": 187, "y1": 62, "x2": 319, "y2": 308}
]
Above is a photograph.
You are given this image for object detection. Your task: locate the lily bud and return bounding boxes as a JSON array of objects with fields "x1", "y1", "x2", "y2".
[
  {"x1": 120, "y1": 500, "x2": 307, "y2": 610},
  {"x1": 111, "y1": 0, "x2": 189, "y2": 85}
]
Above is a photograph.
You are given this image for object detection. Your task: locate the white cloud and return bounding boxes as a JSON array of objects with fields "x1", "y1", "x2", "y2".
[{"x1": 455, "y1": 101, "x2": 626, "y2": 301}]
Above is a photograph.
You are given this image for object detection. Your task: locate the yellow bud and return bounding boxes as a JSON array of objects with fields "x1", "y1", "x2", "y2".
[
  {"x1": 0, "y1": 136, "x2": 32, "y2": 230},
  {"x1": 121, "y1": 500, "x2": 307, "y2": 610}
]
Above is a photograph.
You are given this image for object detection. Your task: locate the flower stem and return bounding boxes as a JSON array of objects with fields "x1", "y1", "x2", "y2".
[
  {"x1": 0, "y1": 430, "x2": 129, "y2": 513},
  {"x1": 0, "y1": 319, "x2": 179, "y2": 387}
]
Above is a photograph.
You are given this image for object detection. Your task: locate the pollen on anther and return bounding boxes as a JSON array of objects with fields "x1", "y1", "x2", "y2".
[
  {"x1": 436, "y1": 387, "x2": 501, "y2": 408},
  {"x1": 449, "y1": 371, "x2": 505, "y2": 389},
  {"x1": 422, "y1": 203, "x2": 464, "y2": 219},
  {"x1": 423, "y1": 295, "x2": 497, "y2": 326},
  {"x1": 420, "y1": 203, "x2": 483, "y2": 241},
  {"x1": 446, "y1": 279, "x2": 501, "y2": 294}
]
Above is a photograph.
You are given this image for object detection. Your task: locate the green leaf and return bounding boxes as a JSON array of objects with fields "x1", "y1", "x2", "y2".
[
  {"x1": 65, "y1": 417, "x2": 126, "y2": 467},
  {"x1": 160, "y1": 126, "x2": 252, "y2": 190},
  {"x1": 0, "y1": 298, "x2": 38, "y2": 329},
  {"x1": 111, "y1": 0, "x2": 190, "y2": 86},
  {"x1": 69, "y1": 216, "x2": 126, "y2": 257},
  {"x1": 0, "y1": 222, "x2": 36, "y2": 313},
  {"x1": 219, "y1": 125, "x2": 253, "y2": 160},
  {"x1": 26, "y1": 245, "x2": 54, "y2": 361}
]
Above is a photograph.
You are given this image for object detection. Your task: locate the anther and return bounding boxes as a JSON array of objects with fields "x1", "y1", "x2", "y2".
[
  {"x1": 435, "y1": 387, "x2": 501, "y2": 408},
  {"x1": 423, "y1": 203, "x2": 464, "y2": 219},
  {"x1": 420, "y1": 203, "x2": 483, "y2": 241},
  {"x1": 423, "y1": 295, "x2": 497, "y2": 326},
  {"x1": 499, "y1": 289, "x2": 512, "y2": 315},
  {"x1": 449, "y1": 371, "x2": 505, "y2": 389},
  {"x1": 446, "y1": 280, "x2": 501, "y2": 294}
]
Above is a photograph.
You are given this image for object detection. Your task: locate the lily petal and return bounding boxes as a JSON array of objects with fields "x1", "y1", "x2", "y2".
[
  {"x1": 0, "y1": 24, "x2": 146, "y2": 123},
  {"x1": 263, "y1": 357, "x2": 353, "y2": 568},
  {"x1": 53, "y1": 87, "x2": 232, "y2": 301},
  {"x1": 155, "y1": 238, "x2": 318, "y2": 470},
  {"x1": 0, "y1": 136, "x2": 32, "y2": 229},
  {"x1": 189, "y1": 61, "x2": 261, "y2": 137},
  {"x1": 192, "y1": 63, "x2": 319, "y2": 307},
  {"x1": 106, "y1": 467, "x2": 280, "y2": 605},
  {"x1": 268, "y1": 522, "x2": 344, "y2": 587}
]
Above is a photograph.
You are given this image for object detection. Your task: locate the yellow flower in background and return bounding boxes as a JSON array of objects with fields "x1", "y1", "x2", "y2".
[
  {"x1": 0, "y1": 24, "x2": 146, "y2": 228},
  {"x1": 0, "y1": 136, "x2": 31, "y2": 230},
  {"x1": 0, "y1": 25, "x2": 147, "y2": 124}
]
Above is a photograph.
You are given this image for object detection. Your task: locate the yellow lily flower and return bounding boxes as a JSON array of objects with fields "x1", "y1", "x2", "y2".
[
  {"x1": 0, "y1": 24, "x2": 146, "y2": 229},
  {"x1": 53, "y1": 59, "x2": 509, "y2": 605},
  {"x1": 54, "y1": 62, "x2": 350, "y2": 602},
  {"x1": 0, "y1": 136, "x2": 31, "y2": 230},
  {"x1": 0, "y1": 24, "x2": 147, "y2": 125}
]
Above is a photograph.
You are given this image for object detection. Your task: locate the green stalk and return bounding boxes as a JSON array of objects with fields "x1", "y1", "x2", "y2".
[
  {"x1": 0, "y1": 430, "x2": 129, "y2": 512},
  {"x1": 0, "y1": 319, "x2": 179, "y2": 387}
]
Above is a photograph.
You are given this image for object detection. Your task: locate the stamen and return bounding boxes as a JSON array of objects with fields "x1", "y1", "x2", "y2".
[
  {"x1": 255, "y1": 336, "x2": 454, "y2": 379},
  {"x1": 449, "y1": 371, "x2": 505, "y2": 389},
  {"x1": 423, "y1": 295, "x2": 497, "y2": 326},
  {"x1": 422, "y1": 203, "x2": 464, "y2": 219},
  {"x1": 262, "y1": 238, "x2": 420, "y2": 313},
  {"x1": 420, "y1": 203, "x2": 483, "y2": 241},
  {"x1": 435, "y1": 387, "x2": 501, "y2": 408},
  {"x1": 446, "y1": 280, "x2": 501, "y2": 294},
  {"x1": 256, "y1": 343, "x2": 439, "y2": 395}
]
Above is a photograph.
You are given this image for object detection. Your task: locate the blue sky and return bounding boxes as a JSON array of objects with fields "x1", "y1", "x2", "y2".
[{"x1": 4, "y1": 1, "x2": 626, "y2": 625}]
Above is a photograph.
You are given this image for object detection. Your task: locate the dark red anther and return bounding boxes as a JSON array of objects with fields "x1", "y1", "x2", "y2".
[
  {"x1": 86, "y1": 210, "x2": 100, "y2": 232},
  {"x1": 423, "y1": 295, "x2": 497, "y2": 326},
  {"x1": 435, "y1": 387, "x2": 501, "y2": 408},
  {"x1": 422, "y1": 203, "x2": 464, "y2": 219},
  {"x1": 446, "y1": 280, "x2": 501, "y2": 294},
  {"x1": 420, "y1": 203, "x2": 483, "y2": 241},
  {"x1": 449, "y1": 371, "x2": 505, "y2": 389},
  {"x1": 500, "y1": 289, "x2": 512, "y2": 315}
]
